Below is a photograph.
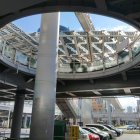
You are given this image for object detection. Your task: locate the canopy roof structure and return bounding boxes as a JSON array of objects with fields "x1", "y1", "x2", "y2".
[
  {"x1": 0, "y1": 22, "x2": 140, "y2": 100},
  {"x1": 0, "y1": 23, "x2": 140, "y2": 79},
  {"x1": 1, "y1": 3, "x2": 140, "y2": 139},
  {"x1": 0, "y1": 7, "x2": 140, "y2": 100}
]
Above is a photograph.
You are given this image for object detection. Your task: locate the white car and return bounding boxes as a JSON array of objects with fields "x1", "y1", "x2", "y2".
[
  {"x1": 79, "y1": 127, "x2": 90, "y2": 140},
  {"x1": 85, "y1": 124, "x2": 117, "y2": 139},
  {"x1": 90, "y1": 127, "x2": 110, "y2": 138}
]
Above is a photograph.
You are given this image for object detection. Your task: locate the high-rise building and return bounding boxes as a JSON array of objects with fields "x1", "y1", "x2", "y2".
[
  {"x1": 92, "y1": 98, "x2": 123, "y2": 125},
  {"x1": 92, "y1": 98, "x2": 108, "y2": 112}
]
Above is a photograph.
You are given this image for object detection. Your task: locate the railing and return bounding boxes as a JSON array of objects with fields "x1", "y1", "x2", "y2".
[{"x1": 93, "y1": 112, "x2": 140, "y2": 120}]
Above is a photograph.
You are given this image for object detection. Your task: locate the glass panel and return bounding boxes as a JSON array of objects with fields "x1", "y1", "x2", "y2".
[
  {"x1": 132, "y1": 39, "x2": 140, "y2": 57},
  {"x1": 118, "y1": 48, "x2": 130, "y2": 64},
  {"x1": 4, "y1": 46, "x2": 15, "y2": 60},
  {"x1": 16, "y1": 51, "x2": 28, "y2": 65},
  {"x1": 104, "y1": 53, "x2": 117, "y2": 68},
  {"x1": 58, "y1": 58, "x2": 71, "y2": 73},
  {"x1": 89, "y1": 53, "x2": 103, "y2": 71}
]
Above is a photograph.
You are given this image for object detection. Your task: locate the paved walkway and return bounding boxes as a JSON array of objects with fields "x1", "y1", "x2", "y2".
[
  {"x1": 116, "y1": 134, "x2": 140, "y2": 140},
  {"x1": 0, "y1": 128, "x2": 30, "y2": 134},
  {"x1": 0, "y1": 128, "x2": 29, "y2": 139}
]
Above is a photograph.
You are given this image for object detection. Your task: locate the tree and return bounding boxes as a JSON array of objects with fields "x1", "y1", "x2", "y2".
[{"x1": 70, "y1": 60, "x2": 80, "y2": 72}]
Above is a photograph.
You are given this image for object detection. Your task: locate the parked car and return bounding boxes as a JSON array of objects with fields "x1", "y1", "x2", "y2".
[
  {"x1": 110, "y1": 125, "x2": 123, "y2": 135},
  {"x1": 85, "y1": 124, "x2": 117, "y2": 139},
  {"x1": 79, "y1": 127, "x2": 90, "y2": 140},
  {"x1": 103, "y1": 124, "x2": 123, "y2": 136},
  {"x1": 127, "y1": 125, "x2": 137, "y2": 130},
  {"x1": 89, "y1": 127, "x2": 110, "y2": 137},
  {"x1": 136, "y1": 126, "x2": 140, "y2": 130},
  {"x1": 72, "y1": 126, "x2": 99, "y2": 140},
  {"x1": 82, "y1": 128, "x2": 100, "y2": 140},
  {"x1": 83, "y1": 127, "x2": 109, "y2": 140}
]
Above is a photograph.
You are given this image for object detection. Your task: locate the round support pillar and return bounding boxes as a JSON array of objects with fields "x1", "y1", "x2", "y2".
[
  {"x1": 30, "y1": 12, "x2": 60, "y2": 140},
  {"x1": 10, "y1": 92, "x2": 25, "y2": 140}
]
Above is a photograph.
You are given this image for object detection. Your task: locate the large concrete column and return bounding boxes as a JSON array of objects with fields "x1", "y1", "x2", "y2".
[
  {"x1": 30, "y1": 13, "x2": 60, "y2": 140},
  {"x1": 10, "y1": 91, "x2": 25, "y2": 140}
]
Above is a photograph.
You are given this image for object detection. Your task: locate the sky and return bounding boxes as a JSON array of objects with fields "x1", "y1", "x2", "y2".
[
  {"x1": 118, "y1": 97, "x2": 139, "y2": 111},
  {"x1": 12, "y1": 12, "x2": 138, "y2": 110},
  {"x1": 13, "y1": 12, "x2": 137, "y2": 33}
]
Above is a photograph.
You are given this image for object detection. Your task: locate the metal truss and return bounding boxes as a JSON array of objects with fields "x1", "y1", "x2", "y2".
[
  {"x1": 0, "y1": 13, "x2": 140, "y2": 100},
  {"x1": 75, "y1": 12, "x2": 95, "y2": 32},
  {"x1": 0, "y1": 21, "x2": 140, "y2": 74}
]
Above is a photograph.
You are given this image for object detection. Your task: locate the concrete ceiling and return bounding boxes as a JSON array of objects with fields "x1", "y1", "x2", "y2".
[
  {"x1": 0, "y1": 61, "x2": 140, "y2": 100},
  {"x1": 1, "y1": 0, "x2": 140, "y2": 100},
  {"x1": 0, "y1": 0, "x2": 140, "y2": 30}
]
